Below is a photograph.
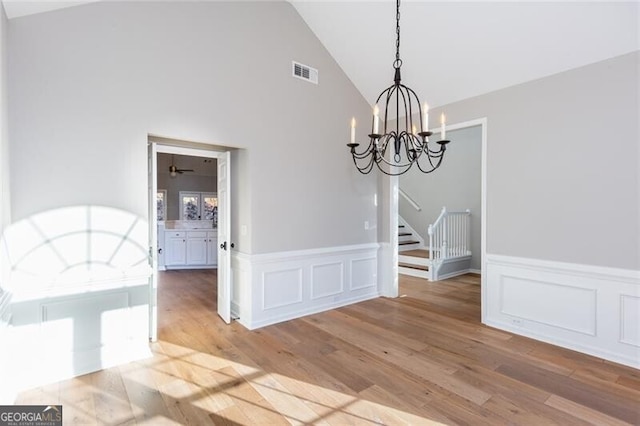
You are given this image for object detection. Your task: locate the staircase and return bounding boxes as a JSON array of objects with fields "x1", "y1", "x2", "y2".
[
  {"x1": 398, "y1": 207, "x2": 472, "y2": 281},
  {"x1": 398, "y1": 248, "x2": 431, "y2": 279},
  {"x1": 398, "y1": 224, "x2": 421, "y2": 251}
]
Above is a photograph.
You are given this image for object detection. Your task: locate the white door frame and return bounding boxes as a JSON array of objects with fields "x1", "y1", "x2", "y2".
[
  {"x1": 386, "y1": 117, "x2": 488, "y2": 321},
  {"x1": 148, "y1": 143, "x2": 231, "y2": 340}
]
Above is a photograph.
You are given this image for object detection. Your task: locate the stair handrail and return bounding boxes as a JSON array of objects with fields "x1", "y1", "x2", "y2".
[
  {"x1": 428, "y1": 207, "x2": 471, "y2": 266},
  {"x1": 399, "y1": 188, "x2": 422, "y2": 212}
]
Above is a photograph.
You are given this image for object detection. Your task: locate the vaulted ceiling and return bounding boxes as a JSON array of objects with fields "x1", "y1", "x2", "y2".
[{"x1": 3, "y1": 1, "x2": 638, "y2": 108}]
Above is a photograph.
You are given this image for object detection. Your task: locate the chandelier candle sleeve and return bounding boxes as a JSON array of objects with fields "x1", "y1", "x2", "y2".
[
  {"x1": 373, "y1": 105, "x2": 380, "y2": 134},
  {"x1": 351, "y1": 118, "x2": 356, "y2": 144},
  {"x1": 441, "y1": 113, "x2": 446, "y2": 140},
  {"x1": 423, "y1": 103, "x2": 429, "y2": 132}
]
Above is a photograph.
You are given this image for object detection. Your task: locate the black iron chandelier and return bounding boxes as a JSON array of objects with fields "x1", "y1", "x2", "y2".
[{"x1": 347, "y1": 0, "x2": 450, "y2": 176}]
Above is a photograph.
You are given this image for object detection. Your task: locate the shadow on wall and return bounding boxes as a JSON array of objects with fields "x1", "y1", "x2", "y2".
[{"x1": 0, "y1": 206, "x2": 153, "y2": 396}]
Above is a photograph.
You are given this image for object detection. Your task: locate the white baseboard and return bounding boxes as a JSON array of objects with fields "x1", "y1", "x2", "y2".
[
  {"x1": 437, "y1": 269, "x2": 474, "y2": 281},
  {"x1": 232, "y1": 244, "x2": 380, "y2": 330},
  {"x1": 164, "y1": 265, "x2": 216, "y2": 270},
  {"x1": 485, "y1": 254, "x2": 640, "y2": 369}
]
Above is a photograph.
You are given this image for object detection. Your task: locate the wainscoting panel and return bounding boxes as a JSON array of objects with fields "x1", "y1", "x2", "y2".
[
  {"x1": 350, "y1": 257, "x2": 377, "y2": 290},
  {"x1": 234, "y1": 244, "x2": 379, "y2": 330},
  {"x1": 500, "y1": 276, "x2": 596, "y2": 335},
  {"x1": 486, "y1": 254, "x2": 640, "y2": 369},
  {"x1": 620, "y1": 295, "x2": 640, "y2": 347},
  {"x1": 311, "y1": 262, "x2": 344, "y2": 300},
  {"x1": 262, "y1": 268, "x2": 303, "y2": 310}
]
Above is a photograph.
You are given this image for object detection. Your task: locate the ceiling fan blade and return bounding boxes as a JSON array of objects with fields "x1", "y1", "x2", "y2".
[{"x1": 177, "y1": 169, "x2": 194, "y2": 173}]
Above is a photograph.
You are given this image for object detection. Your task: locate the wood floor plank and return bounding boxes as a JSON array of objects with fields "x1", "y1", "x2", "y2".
[
  {"x1": 496, "y1": 362, "x2": 640, "y2": 424},
  {"x1": 88, "y1": 367, "x2": 137, "y2": 425},
  {"x1": 57, "y1": 377, "x2": 98, "y2": 425},
  {"x1": 544, "y1": 394, "x2": 634, "y2": 426},
  {"x1": 14, "y1": 271, "x2": 640, "y2": 426}
]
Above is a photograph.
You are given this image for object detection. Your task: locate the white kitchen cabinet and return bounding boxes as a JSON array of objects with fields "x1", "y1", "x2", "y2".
[
  {"x1": 163, "y1": 228, "x2": 217, "y2": 269},
  {"x1": 165, "y1": 231, "x2": 187, "y2": 266},
  {"x1": 186, "y1": 231, "x2": 208, "y2": 265},
  {"x1": 206, "y1": 231, "x2": 218, "y2": 266}
]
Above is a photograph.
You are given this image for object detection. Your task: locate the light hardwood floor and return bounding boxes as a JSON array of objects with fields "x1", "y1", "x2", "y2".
[{"x1": 16, "y1": 270, "x2": 640, "y2": 425}]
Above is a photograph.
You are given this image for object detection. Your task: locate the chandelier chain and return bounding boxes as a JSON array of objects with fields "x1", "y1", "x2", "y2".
[{"x1": 395, "y1": 0, "x2": 401, "y2": 66}]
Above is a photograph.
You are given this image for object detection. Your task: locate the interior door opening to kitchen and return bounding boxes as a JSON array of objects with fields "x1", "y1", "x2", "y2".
[{"x1": 148, "y1": 142, "x2": 233, "y2": 342}]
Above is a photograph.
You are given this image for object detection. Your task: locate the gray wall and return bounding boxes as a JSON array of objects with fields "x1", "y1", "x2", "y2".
[
  {"x1": 399, "y1": 125, "x2": 482, "y2": 271},
  {"x1": 8, "y1": 2, "x2": 376, "y2": 255},
  {"x1": 431, "y1": 52, "x2": 639, "y2": 270}
]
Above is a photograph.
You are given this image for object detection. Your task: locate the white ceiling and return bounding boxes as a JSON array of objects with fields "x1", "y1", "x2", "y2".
[
  {"x1": 2, "y1": 1, "x2": 639, "y2": 108},
  {"x1": 158, "y1": 153, "x2": 217, "y2": 177},
  {"x1": 292, "y1": 1, "x2": 639, "y2": 107}
]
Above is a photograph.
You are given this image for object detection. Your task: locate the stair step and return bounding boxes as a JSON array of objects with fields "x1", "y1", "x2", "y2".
[
  {"x1": 399, "y1": 240, "x2": 421, "y2": 246},
  {"x1": 398, "y1": 253, "x2": 430, "y2": 267},
  {"x1": 398, "y1": 232, "x2": 412, "y2": 237},
  {"x1": 402, "y1": 249, "x2": 430, "y2": 258},
  {"x1": 398, "y1": 225, "x2": 405, "y2": 228},
  {"x1": 398, "y1": 265, "x2": 430, "y2": 279},
  {"x1": 399, "y1": 262, "x2": 429, "y2": 271}
]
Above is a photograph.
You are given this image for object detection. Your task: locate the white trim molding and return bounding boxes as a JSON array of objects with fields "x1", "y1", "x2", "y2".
[
  {"x1": 485, "y1": 254, "x2": 640, "y2": 369},
  {"x1": 231, "y1": 244, "x2": 380, "y2": 330}
]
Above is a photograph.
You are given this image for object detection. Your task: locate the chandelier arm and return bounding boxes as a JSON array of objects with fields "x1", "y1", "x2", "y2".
[
  {"x1": 352, "y1": 150, "x2": 376, "y2": 174},
  {"x1": 397, "y1": 87, "x2": 411, "y2": 138},
  {"x1": 350, "y1": 139, "x2": 376, "y2": 159},
  {"x1": 375, "y1": 84, "x2": 394, "y2": 134},
  {"x1": 425, "y1": 144, "x2": 447, "y2": 156},
  {"x1": 375, "y1": 148, "x2": 418, "y2": 169},
  {"x1": 383, "y1": 85, "x2": 398, "y2": 135},
  {"x1": 407, "y1": 135, "x2": 423, "y2": 157},
  {"x1": 401, "y1": 84, "x2": 423, "y2": 132},
  {"x1": 376, "y1": 160, "x2": 413, "y2": 176},
  {"x1": 415, "y1": 154, "x2": 445, "y2": 174}
]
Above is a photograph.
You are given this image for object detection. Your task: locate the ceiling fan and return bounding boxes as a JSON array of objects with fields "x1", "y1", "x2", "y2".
[{"x1": 169, "y1": 155, "x2": 194, "y2": 177}]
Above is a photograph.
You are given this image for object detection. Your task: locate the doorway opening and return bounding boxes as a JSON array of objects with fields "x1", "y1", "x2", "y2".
[
  {"x1": 148, "y1": 141, "x2": 233, "y2": 341},
  {"x1": 385, "y1": 117, "x2": 487, "y2": 320}
]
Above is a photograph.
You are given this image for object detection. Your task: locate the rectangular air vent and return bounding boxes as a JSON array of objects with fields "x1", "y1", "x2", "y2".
[{"x1": 292, "y1": 61, "x2": 318, "y2": 84}]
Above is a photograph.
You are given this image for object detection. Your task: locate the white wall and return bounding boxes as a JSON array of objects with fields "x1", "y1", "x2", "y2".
[
  {"x1": 399, "y1": 125, "x2": 482, "y2": 270},
  {"x1": 8, "y1": 1, "x2": 377, "y2": 256}
]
